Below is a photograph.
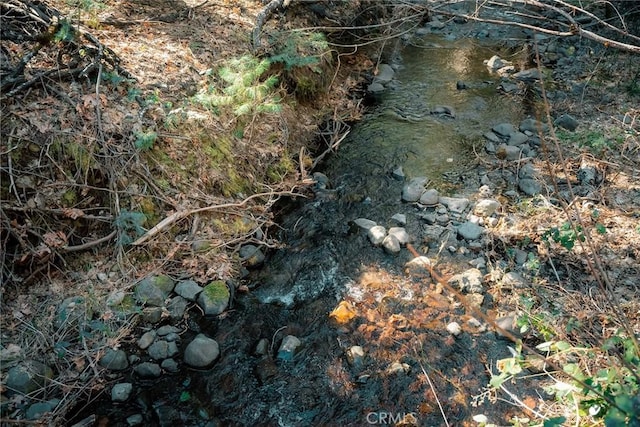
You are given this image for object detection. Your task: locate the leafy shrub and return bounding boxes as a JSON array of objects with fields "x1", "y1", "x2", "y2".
[
  {"x1": 193, "y1": 55, "x2": 281, "y2": 118},
  {"x1": 268, "y1": 31, "x2": 331, "y2": 101}
]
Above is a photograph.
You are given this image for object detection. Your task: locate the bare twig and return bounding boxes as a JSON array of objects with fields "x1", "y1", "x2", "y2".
[
  {"x1": 252, "y1": 0, "x2": 286, "y2": 51},
  {"x1": 416, "y1": 360, "x2": 450, "y2": 427},
  {"x1": 132, "y1": 189, "x2": 304, "y2": 245},
  {"x1": 62, "y1": 230, "x2": 116, "y2": 252}
]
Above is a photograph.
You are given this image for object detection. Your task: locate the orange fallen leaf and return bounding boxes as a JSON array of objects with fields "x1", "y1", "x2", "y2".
[
  {"x1": 522, "y1": 396, "x2": 537, "y2": 410},
  {"x1": 329, "y1": 300, "x2": 357, "y2": 324}
]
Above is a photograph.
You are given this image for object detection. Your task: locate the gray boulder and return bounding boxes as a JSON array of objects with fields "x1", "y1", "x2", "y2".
[
  {"x1": 134, "y1": 362, "x2": 161, "y2": 378},
  {"x1": 554, "y1": 114, "x2": 579, "y2": 131},
  {"x1": 448, "y1": 268, "x2": 484, "y2": 293},
  {"x1": 439, "y1": 196, "x2": 470, "y2": 213},
  {"x1": 382, "y1": 235, "x2": 401, "y2": 254},
  {"x1": 184, "y1": 334, "x2": 219, "y2": 368},
  {"x1": 368, "y1": 225, "x2": 387, "y2": 246},
  {"x1": 134, "y1": 275, "x2": 175, "y2": 307},
  {"x1": 492, "y1": 123, "x2": 516, "y2": 137},
  {"x1": 26, "y1": 399, "x2": 59, "y2": 420},
  {"x1": 373, "y1": 63, "x2": 395, "y2": 84},
  {"x1": 473, "y1": 199, "x2": 500, "y2": 217},
  {"x1": 518, "y1": 178, "x2": 542, "y2": 195},
  {"x1": 5, "y1": 361, "x2": 54, "y2": 395},
  {"x1": 111, "y1": 383, "x2": 133, "y2": 402},
  {"x1": 99, "y1": 348, "x2": 129, "y2": 371},
  {"x1": 457, "y1": 222, "x2": 484, "y2": 240},
  {"x1": 239, "y1": 244, "x2": 265, "y2": 268},
  {"x1": 174, "y1": 280, "x2": 203, "y2": 301},
  {"x1": 277, "y1": 335, "x2": 302, "y2": 362},
  {"x1": 419, "y1": 189, "x2": 439, "y2": 206},
  {"x1": 402, "y1": 177, "x2": 428, "y2": 202}
]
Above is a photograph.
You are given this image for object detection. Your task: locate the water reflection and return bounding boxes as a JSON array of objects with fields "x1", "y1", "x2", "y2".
[{"x1": 331, "y1": 38, "x2": 524, "y2": 188}]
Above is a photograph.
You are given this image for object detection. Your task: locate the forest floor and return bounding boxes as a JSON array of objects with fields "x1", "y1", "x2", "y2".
[{"x1": 1, "y1": 0, "x2": 639, "y2": 425}]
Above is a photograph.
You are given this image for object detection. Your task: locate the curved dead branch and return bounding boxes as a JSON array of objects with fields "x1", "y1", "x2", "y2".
[
  {"x1": 132, "y1": 189, "x2": 306, "y2": 246},
  {"x1": 251, "y1": 0, "x2": 288, "y2": 51},
  {"x1": 429, "y1": 0, "x2": 640, "y2": 54}
]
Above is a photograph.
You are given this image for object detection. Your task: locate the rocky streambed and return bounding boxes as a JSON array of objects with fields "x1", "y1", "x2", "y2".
[{"x1": 5, "y1": 14, "x2": 611, "y2": 427}]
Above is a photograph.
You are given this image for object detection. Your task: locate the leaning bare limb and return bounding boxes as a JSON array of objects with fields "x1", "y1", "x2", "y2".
[
  {"x1": 427, "y1": 0, "x2": 640, "y2": 54},
  {"x1": 131, "y1": 189, "x2": 305, "y2": 246},
  {"x1": 251, "y1": 0, "x2": 287, "y2": 51}
]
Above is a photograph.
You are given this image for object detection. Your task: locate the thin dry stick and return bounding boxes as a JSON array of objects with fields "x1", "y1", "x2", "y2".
[
  {"x1": 499, "y1": 384, "x2": 546, "y2": 419},
  {"x1": 431, "y1": 0, "x2": 640, "y2": 53},
  {"x1": 532, "y1": 41, "x2": 640, "y2": 354},
  {"x1": 132, "y1": 189, "x2": 303, "y2": 245},
  {"x1": 62, "y1": 230, "x2": 116, "y2": 252},
  {"x1": 417, "y1": 360, "x2": 450, "y2": 427}
]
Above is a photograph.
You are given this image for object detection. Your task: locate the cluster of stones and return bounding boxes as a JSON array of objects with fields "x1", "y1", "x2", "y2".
[
  {"x1": 352, "y1": 216, "x2": 411, "y2": 254},
  {"x1": 348, "y1": 177, "x2": 532, "y2": 341},
  {"x1": 95, "y1": 275, "x2": 229, "y2": 423}
]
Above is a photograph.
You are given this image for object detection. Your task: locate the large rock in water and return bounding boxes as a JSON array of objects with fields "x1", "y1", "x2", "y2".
[
  {"x1": 184, "y1": 334, "x2": 219, "y2": 368},
  {"x1": 373, "y1": 63, "x2": 395, "y2": 84},
  {"x1": 402, "y1": 177, "x2": 428, "y2": 202}
]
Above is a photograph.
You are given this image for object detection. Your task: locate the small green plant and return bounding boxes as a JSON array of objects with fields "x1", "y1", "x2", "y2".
[
  {"x1": 543, "y1": 221, "x2": 585, "y2": 251},
  {"x1": 557, "y1": 129, "x2": 623, "y2": 154},
  {"x1": 102, "y1": 70, "x2": 129, "y2": 86},
  {"x1": 66, "y1": 0, "x2": 106, "y2": 28},
  {"x1": 486, "y1": 297, "x2": 640, "y2": 427},
  {"x1": 54, "y1": 20, "x2": 75, "y2": 43},
  {"x1": 268, "y1": 31, "x2": 331, "y2": 101},
  {"x1": 193, "y1": 55, "x2": 281, "y2": 118},
  {"x1": 134, "y1": 130, "x2": 157, "y2": 151},
  {"x1": 268, "y1": 31, "x2": 329, "y2": 71}
]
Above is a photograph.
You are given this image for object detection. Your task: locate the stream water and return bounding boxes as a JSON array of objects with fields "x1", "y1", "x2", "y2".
[{"x1": 78, "y1": 37, "x2": 538, "y2": 426}]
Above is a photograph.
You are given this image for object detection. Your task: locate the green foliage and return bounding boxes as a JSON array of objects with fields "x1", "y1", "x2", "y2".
[
  {"x1": 557, "y1": 129, "x2": 623, "y2": 154},
  {"x1": 592, "y1": 209, "x2": 607, "y2": 234},
  {"x1": 114, "y1": 210, "x2": 147, "y2": 246},
  {"x1": 179, "y1": 391, "x2": 191, "y2": 403},
  {"x1": 543, "y1": 222, "x2": 585, "y2": 251},
  {"x1": 269, "y1": 31, "x2": 329, "y2": 71},
  {"x1": 488, "y1": 300, "x2": 640, "y2": 426},
  {"x1": 65, "y1": 0, "x2": 105, "y2": 28},
  {"x1": 54, "y1": 20, "x2": 74, "y2": 43},
  {"x1": 193, "y1": 55, "x2": 281, "y2": 118},
  {"x1": 268, "y1": 31, "x2": 331, "y2": 101},
  {"x1": 135, "y1": 130, "x2": 157, "y2": 151},
  {"x1": 66, "y1": 0, "x2": 106, "y2": 12},
  {"x1": 101, "y1": 70, "x2": 129, "y2": 86}
]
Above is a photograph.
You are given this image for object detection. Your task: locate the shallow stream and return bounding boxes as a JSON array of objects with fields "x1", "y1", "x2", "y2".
[{"x1": 79, "y1": 36, "x2": 537, "y2": 426}]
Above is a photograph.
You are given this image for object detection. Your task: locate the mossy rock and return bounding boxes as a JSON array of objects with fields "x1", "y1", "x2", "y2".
[
  {"x1": 197, "y1": 280, "x2": 230, "y2": 315},
  {"x1": 5, "y1": 361, "x2": 54, "y2": 396},
  {"x1": 134, "y1": 275, "x2": 175, "y2": 307}
]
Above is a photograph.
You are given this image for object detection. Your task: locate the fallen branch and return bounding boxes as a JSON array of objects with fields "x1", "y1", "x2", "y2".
[
  {"x1": 428, "y1": 0, "x2": 640, "y2": 54},
  {"x1": 132, "y1": 189, "x2": 305, "y2": 246},
  {"x1": 251, "y1": 0, "x2": 288, "y2": 51},
  {"x1": 62, "y1": 231, "x2": 117, "y2": 252}
]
